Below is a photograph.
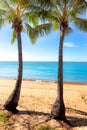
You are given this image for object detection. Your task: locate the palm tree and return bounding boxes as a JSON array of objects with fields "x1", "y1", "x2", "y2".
[
  {"x1": 0, "y1": 0, "x2": 52, "y2": 113},
  {"x1": 36, "y1": 0, "x2": 87, "y2": 121}
]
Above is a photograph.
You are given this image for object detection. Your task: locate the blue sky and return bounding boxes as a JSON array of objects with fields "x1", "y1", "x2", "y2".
[{"x1": 0, "y1": 24, "x2": 87, "y2": 62}]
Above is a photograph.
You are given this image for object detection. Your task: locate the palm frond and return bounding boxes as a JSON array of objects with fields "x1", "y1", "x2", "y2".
[
  {"x1": 11, "y1": 30, "x2": 17, "y2": 44},
  {"x1": 65, "y1": 0, "x2": 87, "y2": 21},
  {"x1": 35, "y1": 23, "x2": 53, "y2": 37},
  {"x1": 0, "y1": 9, "x2": 6, "y2": 15},
  {"x1": 55, "y1": 0, "x2": 62, "y2": 9},
  {"x1": 36, "y1": 9, "x2": 60, "y2": 23},
  {"x1": 0, "y1": 8, "x2": 11, "y2": 25},
  {"x1": 73, "y1": 17, "x2": 87, "y2": 32},
  {"x1": 25, "y1": 23, "x2": 38, "y2": 44},
  {"x1": 49, "y1": 11, "x2": 60, "y2": 22},
  {"x1": 25, "y1": 23, "x2": 53, "y2": 44},
  {"x1": 1, "y1": 0, "x2": 15, "y2": 13},
  {"x1": 53, "y1": 22, "x2": 59, "y2": 32},
  {"x1": 0, "y1": 18, "x2": 6, "y2": 28},
  {"x1": 65, "y1": 27, "x2": 73, "y2": 35},
  {"x1": 35, "y1": 0, "x2": 62, "y2": 17},
  {"x1": 1, "y1": 0, "x2": 11, "y2": 9},
  {"x1": 9, "y1": 0, "x2": 32, "y2": 6},
  {"x1": 1, "y1": 0, "x2": 15, "y2": 21},
  {"x1": 24, "y1": 12, "x2": 38, "y2": 26},
  {"x1": 77, "y1": 0, "x2": 87, "y2": 16},
  {"x1": 34, "y1": 0, "x2": 55, "y2": 9}
]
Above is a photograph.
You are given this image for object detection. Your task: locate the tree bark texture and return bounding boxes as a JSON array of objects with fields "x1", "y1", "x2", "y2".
[
  {"x1": 4, "y1": 31, "x2": 23, "y2": 113},
  {"x1": 51, "y1": 29, "x2": 66, "y2": 120}
]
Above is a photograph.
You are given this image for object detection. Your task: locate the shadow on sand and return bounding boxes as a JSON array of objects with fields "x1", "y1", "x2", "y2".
[
  {"x1": 17, "y1": 107, "x2": 87, "y2": 128},
  {"x1": 67, "y1": 107, "x2": 87, "y2": 127},
  {"x1": 18, "y1": 110, "x2": 50, "y2": 116}
]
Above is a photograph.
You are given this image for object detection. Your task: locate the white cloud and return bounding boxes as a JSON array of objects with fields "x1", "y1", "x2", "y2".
[{"x1": 64, "y1": 42, "x2": 78, "y2": 47}]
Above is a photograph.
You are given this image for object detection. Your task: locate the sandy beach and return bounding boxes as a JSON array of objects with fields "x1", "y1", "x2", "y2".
[{"x1": 0, "y1": 79, "x2": 87, "y2": 130}]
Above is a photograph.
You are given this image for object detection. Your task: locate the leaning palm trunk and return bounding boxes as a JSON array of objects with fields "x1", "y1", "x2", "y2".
[
  {"x1": 4, "y1": 31, "x2": 23, "y2": 113},
  {"x1": 51, "y1": 29, "x2": 66, "y2": 120}
]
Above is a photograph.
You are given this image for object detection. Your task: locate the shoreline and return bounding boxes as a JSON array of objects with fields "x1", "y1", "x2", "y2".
[{"x1": 0, "y1": 77, "x2": 87, "y2": 85}]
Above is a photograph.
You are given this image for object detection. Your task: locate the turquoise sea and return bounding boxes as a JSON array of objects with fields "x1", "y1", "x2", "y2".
[{"x1": 0, "y1": 61, "x2": 87, "y2": 83}]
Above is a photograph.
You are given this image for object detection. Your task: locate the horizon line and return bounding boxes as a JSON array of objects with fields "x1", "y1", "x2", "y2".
[{"x1": 0, "y1": 60, "x2": 87, "y2": 62}]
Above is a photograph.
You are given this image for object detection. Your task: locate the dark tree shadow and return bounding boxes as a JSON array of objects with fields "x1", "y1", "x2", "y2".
[
  {"x1": 66, "y1": 108, "x2": 87, "y2": 127},
  {"x1": 17, "y1": 110, "x2": 52, "y2": 129},
  {"x1": 67, "y1": 107, "x2": 87, "y2": 116},
  {"x1": 10, "y1": 108, "x2": 87, "y2": 129},
  {"x1": 17, "y1": 110, "x2": 50, "y2": 116},
  {"x1": 17, "y1": 110, "x2": 73, "y2": 129},
  {"x1": 68, "y1": 117, "x2": 87, "y2": 127}
]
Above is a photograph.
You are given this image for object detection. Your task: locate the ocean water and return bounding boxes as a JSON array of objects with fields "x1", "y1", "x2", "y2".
[{"x1": 0, "y1": 61, "x2": 87, "y2": 83}]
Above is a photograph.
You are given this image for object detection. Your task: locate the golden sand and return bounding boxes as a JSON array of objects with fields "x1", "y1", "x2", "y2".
[{"x1": 0, "y1": 79, "x2": 87, "y2": 130}]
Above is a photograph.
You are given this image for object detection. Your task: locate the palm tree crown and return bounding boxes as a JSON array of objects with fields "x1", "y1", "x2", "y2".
[
  {"x1": 0, "y1": 0, "x2": 39, "y2": 42},
  {"x1": 36, "y1": 0, "x2": 87, "y2": 32}
]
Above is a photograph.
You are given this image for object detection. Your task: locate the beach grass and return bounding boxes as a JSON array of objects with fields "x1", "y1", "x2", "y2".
[
  {"x1": 31, "y1": 124, "x2": 55, "y2": 130},
  {"x1": 0, "y1": 111, "x2": 8, "y2": 123},
  {"x1": 0, "y1": 111, "x2": 13, "y2": 130}
]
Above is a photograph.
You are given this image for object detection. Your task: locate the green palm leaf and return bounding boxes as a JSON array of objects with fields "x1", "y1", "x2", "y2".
[
  {"x1": 65, "y1": 27, "x2": 73, "y2": 35},
  {"x1": 24, "y1": 12, "x2": 38, "y2": 26},
  {"x1": 74, "y1": 17, "x2": 87, "y2": 32},
  {"x1": 35, "y1": 23, "x2": 53, "y2": 36},
  {"x1": 25, "y1": 23, "x2": 53, "y2": 44},
  {"x1": 11, "y1": 30, "x2": 17, "y2": 44},
  {"x1": 25, "y1": 23, "x2": 38, "y2": 44},
  {"x1": 53, "y1": 22, "x2": 59, "y2": 32}
]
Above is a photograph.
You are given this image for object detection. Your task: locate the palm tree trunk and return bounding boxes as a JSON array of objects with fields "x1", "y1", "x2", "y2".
[
  {"x1": 51, "y1": 29, "x2": 65, "y2": 120},
  {"x1": 3, "y1": 31, "x2": 23, "y2": 113}
]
